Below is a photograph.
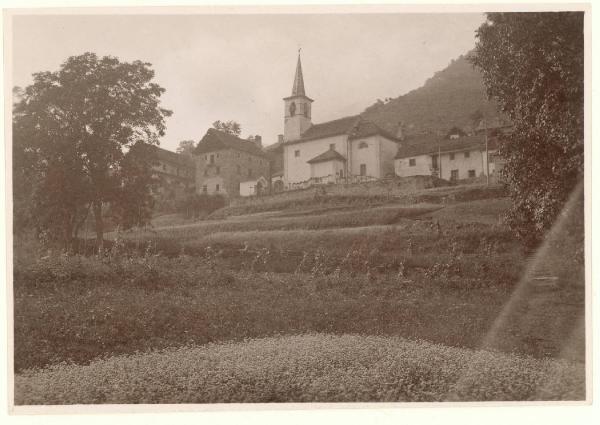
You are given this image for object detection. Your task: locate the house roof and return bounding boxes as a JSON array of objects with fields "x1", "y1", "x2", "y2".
[
  {"x1": 307, "y1": 148, "x2": 347, "y2": 164},
  {"x1": 195, "y1": 128, "x2": 269, "y2": 158},
  {"x1": 286, "y1": 115, "x2": 400, "y2": 145},
  {"x1": 143, "y1": 145, "x2": 195, "y2": 168},
  {"x1": 264, "y1": 140, "x2": 283, "y2": 153},
  {"x1": 395, "y1": 134, "x2": 499, "y2": 159}
]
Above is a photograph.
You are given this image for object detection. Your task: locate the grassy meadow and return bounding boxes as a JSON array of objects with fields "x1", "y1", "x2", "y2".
[{"x1": 13, "y1": 186, "x2": 586, "y2": 403}]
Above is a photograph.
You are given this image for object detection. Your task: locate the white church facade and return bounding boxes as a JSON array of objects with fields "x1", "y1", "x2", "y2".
[{"x1": 281, "y1": 55, "x2": 402, "y2": 189}]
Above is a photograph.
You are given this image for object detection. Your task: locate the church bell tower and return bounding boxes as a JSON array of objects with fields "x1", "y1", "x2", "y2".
[{"x1": 283, "y1": 52, "x2": 313, "y2": 142}]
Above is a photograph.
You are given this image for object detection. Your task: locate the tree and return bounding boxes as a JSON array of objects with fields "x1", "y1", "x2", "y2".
[
  {"x1": 471, "y1": 12, "x2": 584, "y2": 245},
  {"x1": 445, "y1": 126, "x2": 467, "y2": 139},
  {"x1": 212, "y1": 120, "x2": 241, "y2": 136},
  {"x1": 109, "y1": 142, "x2": 157, "y2": 231},
  {"x1": 469, "y1": 109, "x2": 484, "y2": 126},
  {"x1": 176, "y1": 140, "x2": 196, "y2": 156},
  {"x1": 13, "y1": 52, "x2": 172, "y2": 250}
]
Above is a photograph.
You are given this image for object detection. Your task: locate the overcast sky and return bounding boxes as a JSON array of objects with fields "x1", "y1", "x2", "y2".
[{"x1": 12, "y1": 13, "x2": 486, "y2": 151}]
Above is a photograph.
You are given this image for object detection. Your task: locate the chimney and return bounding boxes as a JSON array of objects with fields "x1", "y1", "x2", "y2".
[
  {"x1": 396, "y1": 121, "x2": 405, "y2": 141},
  {"x1": 253, "y1": 135, "x2": 262, "y2": 147},
  {"x1": 278, "y1": 134, "x2": 284, "y2": 144}
]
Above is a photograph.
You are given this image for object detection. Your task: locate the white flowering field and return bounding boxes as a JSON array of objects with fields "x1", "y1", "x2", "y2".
[{"x1": 15, "y1": 334, "x2": 584, "y2": 404}]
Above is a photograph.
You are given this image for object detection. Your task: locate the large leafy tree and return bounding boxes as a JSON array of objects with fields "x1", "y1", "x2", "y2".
[
  {"x1": 471, "y1": 12, "x2": 584, "y2": 244},
  {"x1": 212, "y1": 120, "x2": 241, "y2": 136},
  {"x1": 13, "y1": 52, "x2": 172, "y2": 249},
  {"x1": 176, "y1": 139, "x2": 196, "y2": 156}
]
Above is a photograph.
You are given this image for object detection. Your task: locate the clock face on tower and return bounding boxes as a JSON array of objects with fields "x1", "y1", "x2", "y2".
[{"x1": 289, "y1": 102, "x2": 296, "y2": 117}]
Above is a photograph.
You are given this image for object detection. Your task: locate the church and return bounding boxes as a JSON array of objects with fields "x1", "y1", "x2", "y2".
[{"x1": 282, "y1": 54, "x2": 402, "y2": 189}]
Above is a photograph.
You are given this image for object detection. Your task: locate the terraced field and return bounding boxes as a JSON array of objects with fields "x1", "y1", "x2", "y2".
[{"x1": 13, "y1": 189, "x2": 585, "y2": 404}]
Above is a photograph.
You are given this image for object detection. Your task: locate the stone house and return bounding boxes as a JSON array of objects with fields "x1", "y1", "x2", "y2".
[
  {"x1": 264, "y1": 135, "x2": 285, "y2": 193},
  {"x1": 147, "y1": 145, "x2": 195, "y2": 203},
  {"x1": 194, "y1": 128, "x2": 271, "y2": 197},
  {"x1": 281, "y1": 54, "x2": 401, "y2": 189}
]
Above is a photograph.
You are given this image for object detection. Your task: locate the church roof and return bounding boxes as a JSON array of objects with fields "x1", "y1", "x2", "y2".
[
  {"x1": 286, "y1": 115, "x2": 401, "y2": 144},
  {"x1": 349, "y1": 119, "x2": 400, "y2": 142},
  {"x1": 394, "y1": 134, "x2": 499, "y2": 159},
  {"x1": 307, "y1": 148, "x2": 347, "y2": 164},
  {"x1": 195, "y1": 128, "x2": 270, "y2": 158},
  {"x1": 296, "y1": 115, "x2": 360, "y2": 142},
  {"x1": 291, "y1": 53, "x2": 306, "y2": 97}
]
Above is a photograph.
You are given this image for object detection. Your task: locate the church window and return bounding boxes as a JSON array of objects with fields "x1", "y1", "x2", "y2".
[
  {"x1": 409, "y1": 158, "x2": 416, "y2": 167},
  {"x1": 289, "y1": 102, "x2": 296, "y2": 116},
  {"x1": 358, "y1": 141, "x2": 368, "y2": 149},
  {"x1": 295, "y1": 150, "x2": 300, "y2": 157}
]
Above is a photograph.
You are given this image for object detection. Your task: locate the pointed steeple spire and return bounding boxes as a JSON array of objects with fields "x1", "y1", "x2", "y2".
[{"x1": 291, "y1": 51, "x2": 306, "y2": 97}]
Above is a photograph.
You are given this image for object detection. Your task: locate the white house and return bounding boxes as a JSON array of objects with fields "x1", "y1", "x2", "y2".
[
  {"x1": 239, "y1": 176, "x2": 268, "y2": 197},
  {"x1": 394, "y1": 132, "x2": 502, "y2": 182},
  {"x1": 281, "y1": 54, "x2": 401, "y2": 189}
]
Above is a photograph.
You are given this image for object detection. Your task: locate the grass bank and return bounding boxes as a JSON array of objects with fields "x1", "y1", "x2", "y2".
[
  {"x1": 209, "y1": 183, "x2": 507, "y2": 219},
  {"x1": 14, "y1": 244, "x2": 584, "y2": 374},
  {"x1": 118, "y1": 203, "x2": 443, "y2": 243}
]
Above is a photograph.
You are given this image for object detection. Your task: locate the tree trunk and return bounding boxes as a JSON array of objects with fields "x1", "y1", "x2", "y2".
[
  {"x1": 62, "y1": 208, "x2": 77, "y2": 253},
  {"x1": 73, "y1": 206, "x2": 90, "y2": 242},
  {"x1": 64, "y1": 221, "x2": 74, "y2": 253},
  {"x1": 92, "y1": 201, "x2": 104, "y2": 253}
]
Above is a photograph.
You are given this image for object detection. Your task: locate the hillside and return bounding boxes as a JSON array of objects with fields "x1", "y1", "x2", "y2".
[
  {"x1": 361, "y1": 54, "x2": 509, "y2": 135},
  {"x1": 14, "y1": 182, "x2": 584, "y2": 403}
]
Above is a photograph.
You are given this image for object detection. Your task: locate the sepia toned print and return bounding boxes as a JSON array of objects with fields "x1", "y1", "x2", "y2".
[{"x1": 8, "y1": 8, "x2": 586, "y2": 406}]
